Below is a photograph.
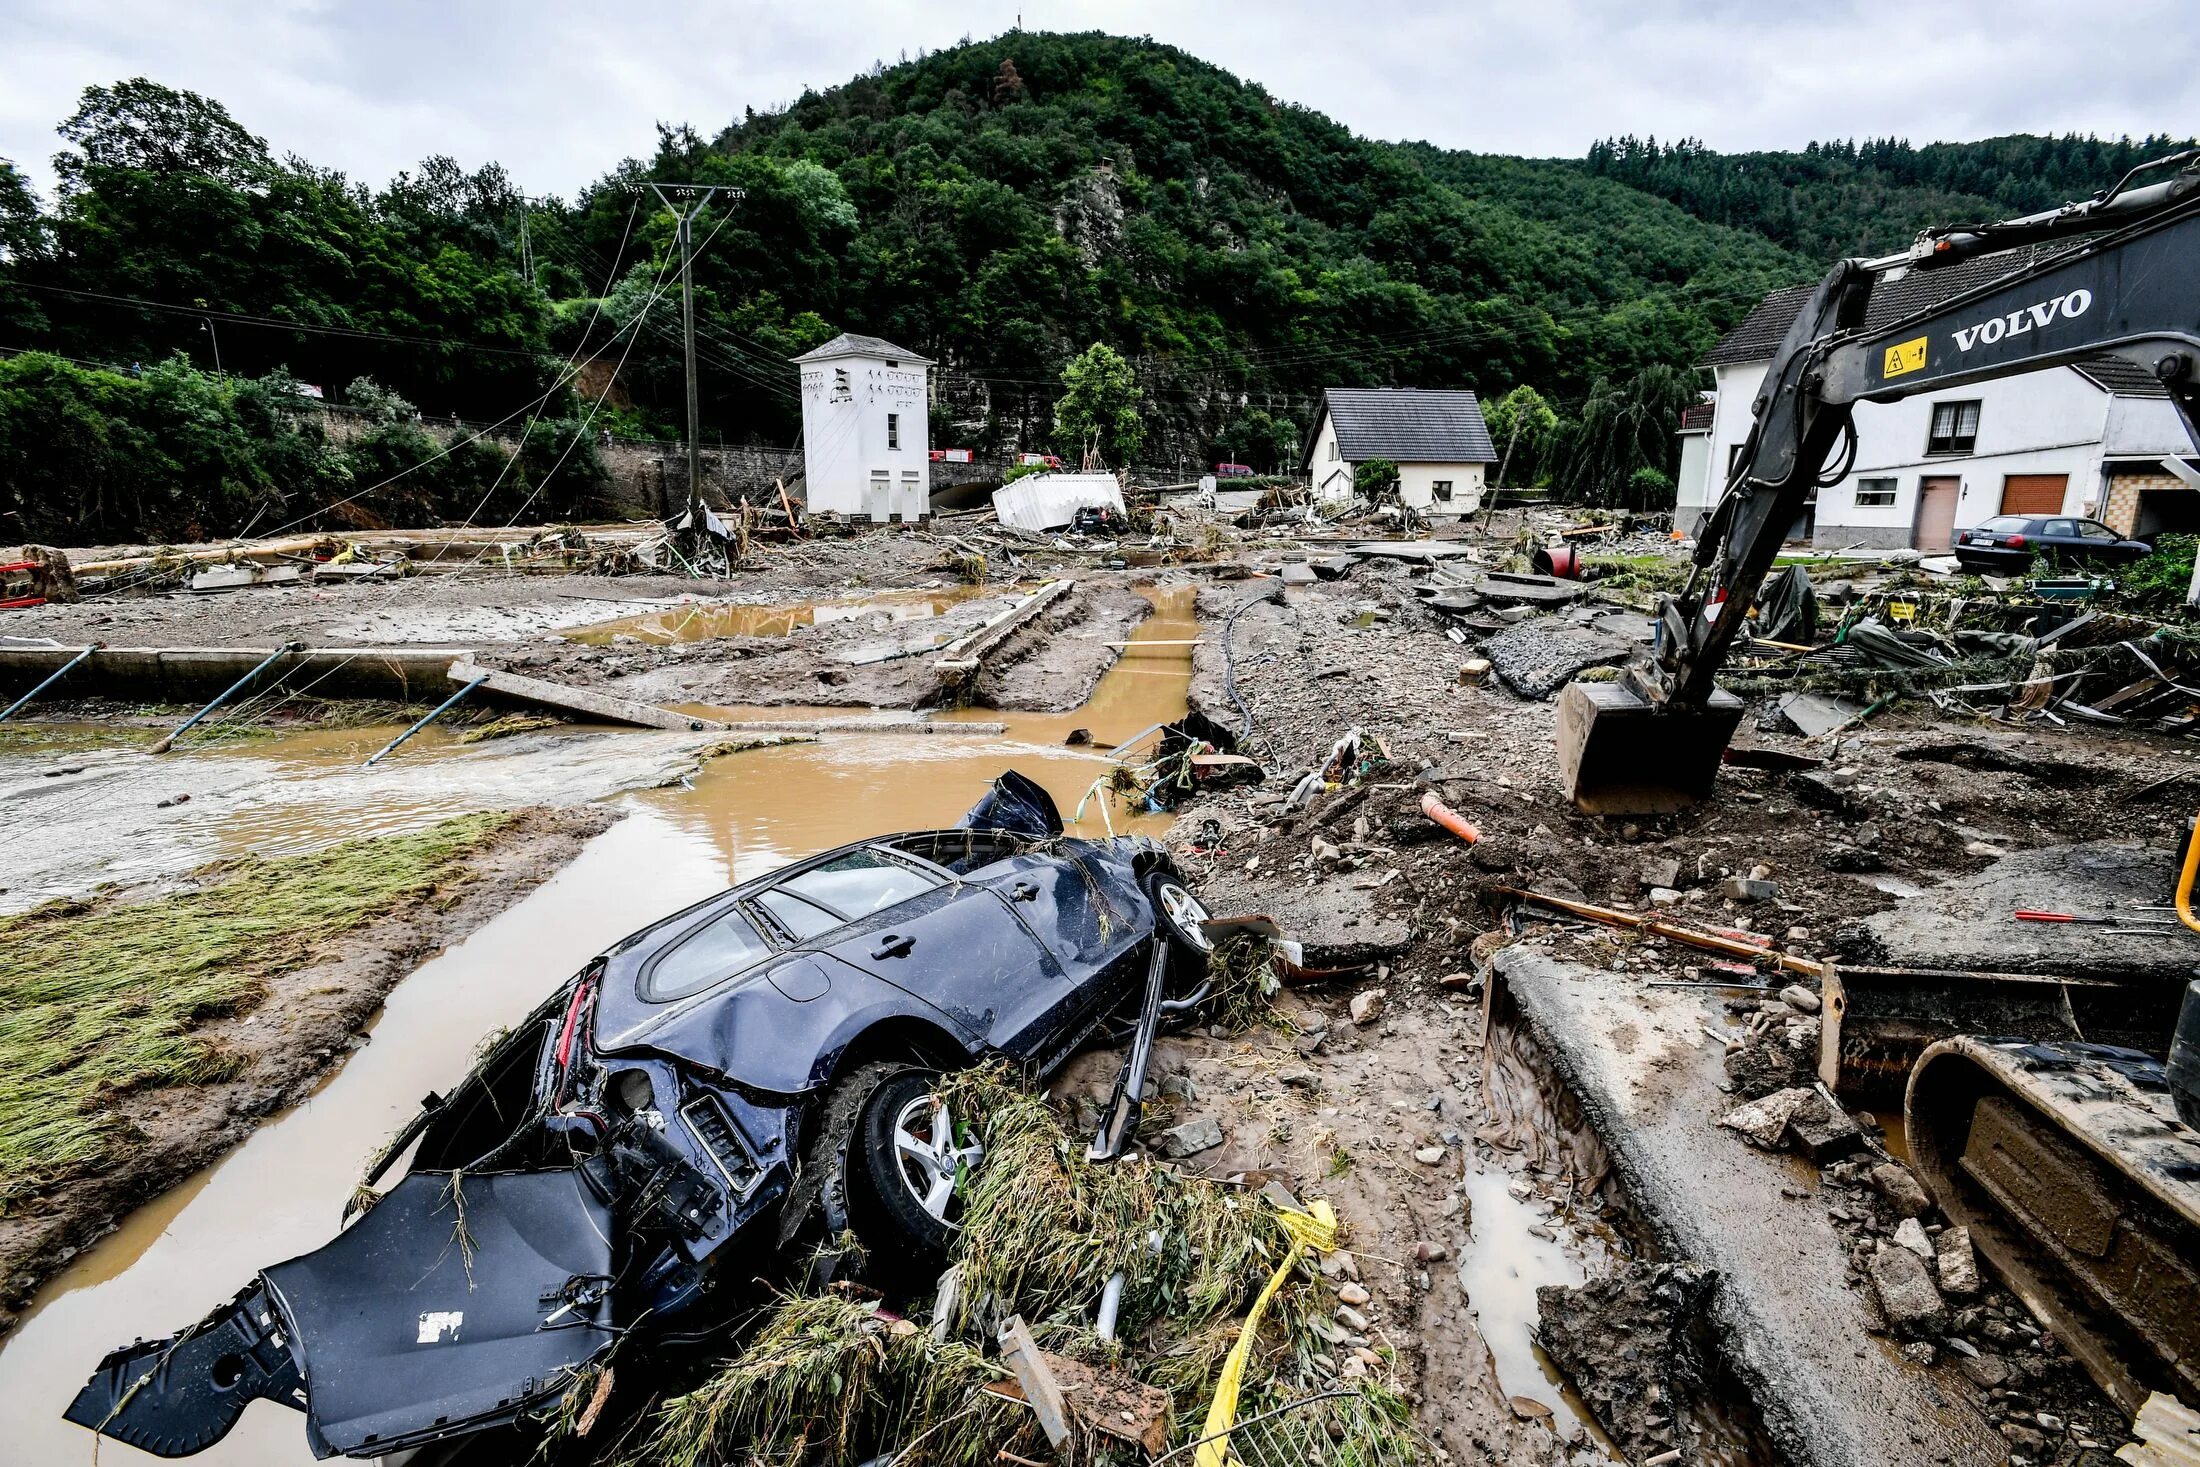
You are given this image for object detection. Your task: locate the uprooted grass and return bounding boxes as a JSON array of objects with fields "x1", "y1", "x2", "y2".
[
  {"x1": 1205, "y1": 932, "x2": 1287, "y2": 1036},
  {"x1": 628, "y1": 1292, "x2": 1053, "y2": 1467},
  {"x1": 0, "y1": 810, "x2": 514, "y2": 1211},
  {"x1": 629, "y1": 1067, "x2": 1423, "y2": 1465}
]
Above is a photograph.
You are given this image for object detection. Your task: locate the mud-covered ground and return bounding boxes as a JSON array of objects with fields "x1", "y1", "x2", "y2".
[
  {"x1": 0, "y1": 805, "x2": 615, "y2": 1333},
  {"x1": 9, "y1": 517, "x2": 2190, "y2": 1462}
]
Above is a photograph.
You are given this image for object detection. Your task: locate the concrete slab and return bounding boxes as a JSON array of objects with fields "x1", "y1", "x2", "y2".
[
  {"x1": 1840, "y1": 842, "x2": 2191, "y2": 984},
  {"x1": 1484, "y1": 620, "x2": 1629, "y2": 699},
  {"x1": 1494, "y1": 946, "x2": 2006, "y2": 1467}
]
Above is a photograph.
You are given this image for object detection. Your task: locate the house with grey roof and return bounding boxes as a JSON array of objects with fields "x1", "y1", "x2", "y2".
[
  {"x1": 793, "y1": 332, "x2": 933, "y2": 521},
  {"x1": 1686, "y1": 248, "x2": 2199, "y2": 549},
  {"x1": 1304, "y1": 388, "x2": 1497, "y2": 514}
]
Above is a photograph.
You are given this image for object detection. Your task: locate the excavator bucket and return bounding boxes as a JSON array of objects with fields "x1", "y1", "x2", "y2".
[{"x1": 1554, "y1": 680, "x2": 1745, "y2": 814}]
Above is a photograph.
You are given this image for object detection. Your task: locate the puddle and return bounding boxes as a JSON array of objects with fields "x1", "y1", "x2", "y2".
[
  {"x1": 0, "y1": 585, "x2": 1200, "y2": 1464},
  {"x1": 561, "y1": 584, "x2": 995, "y2": 645},
  {"x1": 1455, "y1": 1165, "x2": 1608, "y2": 1447}
]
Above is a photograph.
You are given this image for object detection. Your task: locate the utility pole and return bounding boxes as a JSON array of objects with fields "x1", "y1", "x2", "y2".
[
  {"x1": 640, "y1": 183, "x2": 745, "y2": 545},
  {"x1": 200, "y1": 318, "x2": 223, "y2": 376}
]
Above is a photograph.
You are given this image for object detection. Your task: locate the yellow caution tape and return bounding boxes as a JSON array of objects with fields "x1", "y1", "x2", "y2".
[{"x1": 1194, "y1": 1198, "x2": 1338, "y2": 1467}]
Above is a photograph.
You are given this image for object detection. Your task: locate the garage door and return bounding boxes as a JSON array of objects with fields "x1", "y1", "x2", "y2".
[{"x1": 2001, "y1": 474, "x2": 2068, "y2": 516}]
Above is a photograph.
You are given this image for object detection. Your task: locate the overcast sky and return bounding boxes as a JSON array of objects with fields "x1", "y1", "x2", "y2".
[{"x1": 5, "y1": 0, "x2": 2197, "y2": 204}]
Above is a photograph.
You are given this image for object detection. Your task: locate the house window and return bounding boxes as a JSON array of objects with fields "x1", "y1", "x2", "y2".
[
  {"x1": 887, "y1": 413, "x2": 900, "y2": 450},
  {"x1": 1432, "y1": 480, "x2": 1454, "y2": 501},
  {"x1": 1854, "y1": 477, "x2": 1898, "y2": 508},
  {"x1": 1927, "y1": 400, "x2": 1980, "y2": 455},
  {"x1": 1329, "y1": 439, "x2": 1340, "y2": 461}
]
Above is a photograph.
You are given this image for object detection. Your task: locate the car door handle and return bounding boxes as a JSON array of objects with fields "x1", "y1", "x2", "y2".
[
  {"x1": 871, "y1": 933, "x2": 916, "y2": 959},
  {"x1": 1008, "y1": 880, "x2": 1040, "y2": 902}
]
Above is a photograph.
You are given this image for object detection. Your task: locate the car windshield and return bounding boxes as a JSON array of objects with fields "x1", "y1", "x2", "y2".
[
  {"x1": 644, "y1": 907, "x2": 774, "y2": 1001},
  {"x1": 1976, "y1": 516, "x2": 2032, "y2": 533},
  {"x1": 780, "y1": 849, "x2": 939, "y2": 920}
]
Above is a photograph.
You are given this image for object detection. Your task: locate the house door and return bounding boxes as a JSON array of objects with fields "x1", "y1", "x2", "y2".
[
  {"x1": 1915, "y1": 476, "x2": 1961, "y2": 551},
  {"x1": 2000, "y1": 474, "x2": 2068, "y2": 517},
  {"x1": 865, "y1": 472, "x2": 891, "y2": 521}
]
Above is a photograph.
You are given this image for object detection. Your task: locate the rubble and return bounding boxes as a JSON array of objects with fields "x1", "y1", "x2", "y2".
[{"x1": 1867, "y1": 1241, "x2": 1948, "y2": 1338}]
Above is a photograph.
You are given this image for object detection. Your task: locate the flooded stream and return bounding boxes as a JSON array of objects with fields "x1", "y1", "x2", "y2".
[{"x1": 0, "y1": 586, "x2": 1198, "y2": 1465}]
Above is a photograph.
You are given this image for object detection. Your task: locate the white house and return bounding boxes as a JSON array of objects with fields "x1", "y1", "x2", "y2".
[
  {"x1": 1304, "y1": 388, "x2": 1497, "y2": 514},
  {"x1": 793, "y1": 332, "x2": 932, "y2": 521},
  {"x1": 1682, "y1": 248, "x2": 2198, "y2": 549}
]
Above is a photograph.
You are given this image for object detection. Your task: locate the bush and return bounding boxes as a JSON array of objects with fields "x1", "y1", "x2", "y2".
[{"x1": 2113, "y1": 531, "x2": 2198, "y2": 614}]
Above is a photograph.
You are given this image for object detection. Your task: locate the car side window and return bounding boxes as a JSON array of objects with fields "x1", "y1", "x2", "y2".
[
  {"x1": 2043, "y1": 520, "x2": 2077, "y2": 538},
  {"x1": 757, "y1": 888, "x2": 840, "y2": 942},
  {"x1": 781, "y1": 849, "x2": 940, "y2": 919},
  {"x1": 2081, "y1": 521, "x2": 2120, "y2": 540},
  {"x1": 645, "y1": 907, "x2": 773, "y2": 1002}
]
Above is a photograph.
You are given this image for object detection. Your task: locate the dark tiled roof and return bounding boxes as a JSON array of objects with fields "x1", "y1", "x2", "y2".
[
  {"x1": 1678, "y1": 402, "x2": 1715, "y2": 431},
  {"x1": 791, "y1": 332, "x2": 932, "y2": 365},
  {"x1": 1703, "y1": 244, "x2": 2085, "y2": 368},
  {"x1": 1308, "y1": 387, "x2": 1495, "y2": 469},
  {"x1": 2071, "y1": 355, "x2": 2172, "y2": 398}
]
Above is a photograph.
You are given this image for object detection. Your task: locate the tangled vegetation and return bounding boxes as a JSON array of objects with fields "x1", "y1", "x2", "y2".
[
  {"x1": 630, "y1": 1066, "x2": 1420, "y2": 1466},
  {"x1": 0, "y1": 811, "x2": 512, "y2": 1209}
]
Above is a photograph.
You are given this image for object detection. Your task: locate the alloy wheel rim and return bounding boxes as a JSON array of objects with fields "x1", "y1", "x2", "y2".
[
  {"x1": 1159, "y1": 882, "x2": 1213, "y2": 951},
  {"x1": 892, "y1": 1093, "x2": 984, "y2": 1224}
]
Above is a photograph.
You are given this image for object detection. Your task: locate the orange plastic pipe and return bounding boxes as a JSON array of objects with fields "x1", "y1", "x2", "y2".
[{"x1": 1422, "y1": 791, "x2": 1481, "y2": 845}]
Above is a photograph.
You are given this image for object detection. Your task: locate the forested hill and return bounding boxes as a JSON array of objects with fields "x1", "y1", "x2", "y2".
[
  {"x1": 1582, "y1": 133, "x2": 2200, "y2": 262},
  {"x1": 0, "y1": 29, "x2": 2188, "y2": 542}
]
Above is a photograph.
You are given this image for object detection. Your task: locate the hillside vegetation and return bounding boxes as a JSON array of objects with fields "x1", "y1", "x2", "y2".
[{"x1": 0, "y1": 32, "x2": 2183, "y2": 540}]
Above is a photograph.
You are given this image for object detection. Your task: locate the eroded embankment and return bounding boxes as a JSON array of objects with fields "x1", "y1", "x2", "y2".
[{"x1": 0, "y1": 805, "x2": 615, "y2": 1329}]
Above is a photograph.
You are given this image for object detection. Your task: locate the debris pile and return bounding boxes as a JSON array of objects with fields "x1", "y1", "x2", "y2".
[{"x1": 625, "y1": 1067, "x2": 1423, "y2": 1465}]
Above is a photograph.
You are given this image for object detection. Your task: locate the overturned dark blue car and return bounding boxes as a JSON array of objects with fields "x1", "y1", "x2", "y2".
[{"x1": 69, "y1": 773, "x2": 1214, "y2": 1460}]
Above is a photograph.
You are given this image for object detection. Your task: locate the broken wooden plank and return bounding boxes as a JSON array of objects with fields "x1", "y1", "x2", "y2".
[
  {"x1": 934, "y1": 579, "x2": 1072, "y2": 676},
  {"x1": 447, "y1": 660, "x2": 726, "y2": 732},
  {"x1": 996, "y1": 1315, "x2": 1071, "y2": 1448}
]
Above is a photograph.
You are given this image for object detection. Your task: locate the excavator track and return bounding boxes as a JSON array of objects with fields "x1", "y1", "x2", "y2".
[{"x1": 1905, "y1": 1035, "x2": 2200, "y2": 1413}]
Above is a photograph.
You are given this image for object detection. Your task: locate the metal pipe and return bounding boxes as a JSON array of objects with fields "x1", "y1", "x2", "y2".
[
  {"x1": 0, "y1": 642, "x2": 99, "y2": 722},
  {"x1": 148, "y1": 641, "x2": 301, "y2": 754},
  {"x1": 1095, "y1": 1271, "x2": 1126, "y2": 1343},
  {"x1": 363, "y1": 676, "x2": 486, "y2": 768}
]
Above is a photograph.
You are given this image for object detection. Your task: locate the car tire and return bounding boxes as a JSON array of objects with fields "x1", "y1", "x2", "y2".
[
  {"x1": 1144, "y1": 871, "x2": 1213, "y2": 990},
  {"x1": 844, "y1": 1068, "x2": 982, "y2": 1283}
]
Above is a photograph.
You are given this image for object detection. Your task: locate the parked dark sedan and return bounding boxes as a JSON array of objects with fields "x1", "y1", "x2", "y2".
[
  {"x1": 1952, "y1": 514, "x2": 2153, "y2": 572},
  {"x1": 68, "y1": 774, "x2": 1212, "y2": 1462}
]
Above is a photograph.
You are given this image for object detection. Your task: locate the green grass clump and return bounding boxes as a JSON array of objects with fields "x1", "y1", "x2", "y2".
[
  {"x1": 939, "y1": 1066, "x2": 1286, "y2": 1342},
  {"x1": 0, "y1": 811, "x2": 513, "y2": 1210},
  {"x1": 2107, "y1": 532, "x2": 2200, "y2": 615},
  {"x1": 627, "y1": 1068, "x2": 1426, "y2": 1466},
  {"x1": 629, "y1": 1292, "x2": 1047, "y2": 1467}
]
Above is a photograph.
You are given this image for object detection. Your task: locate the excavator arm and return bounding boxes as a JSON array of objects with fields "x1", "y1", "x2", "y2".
[{"x1": 1560, "y1": 152, "x2": 2200, "y2": 810}]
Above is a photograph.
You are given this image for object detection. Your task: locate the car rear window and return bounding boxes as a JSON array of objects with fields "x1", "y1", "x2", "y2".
[
  {"x1": 757, "y1": 888, "x2": 840, "y2": 942},
  {"x1": 645, "y1": 908, "x2": 773, "y2": 1001},
  {"x1": 781, "y1": 849, "x2": 940, "y2": 919},
  {"x1": 1975, "y1": 516, "x2": 2032, "y2": 532}
]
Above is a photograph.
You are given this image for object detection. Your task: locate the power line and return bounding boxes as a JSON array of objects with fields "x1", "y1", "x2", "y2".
[{"x1": 12, "y1": 281, "x2": 553, "y2": 362}]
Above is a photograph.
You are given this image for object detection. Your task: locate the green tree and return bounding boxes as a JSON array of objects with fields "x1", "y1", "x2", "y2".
[
  {"x1": 1354, "y1": 458, "x2": 1399, "y2": 497},
  {"x1": 1562, "y1": 365, "x2": 1699, "y2": 508},
  {"x1": 1483, "y1": 385, "x2": 1561, "y2": 487},
  {"x1": 1052, "y1": 342, "x2": 1142, "y2": 468},
  {"x1": 54, "y1": 78, "x2": 271, "y2": 190}
]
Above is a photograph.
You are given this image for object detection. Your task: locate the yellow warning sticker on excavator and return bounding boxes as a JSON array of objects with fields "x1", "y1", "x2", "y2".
[{"x1": 1883, "y1": 336, "x2": 1928, "y2": 378}]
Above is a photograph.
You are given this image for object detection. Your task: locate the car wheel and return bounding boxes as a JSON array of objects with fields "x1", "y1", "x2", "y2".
[
  {"x1": 845, "y1": 1069, "x2": 984, "y2": 1277},
  {"x1": 1144, "y1": 871, "x2": 1213, "y2": 984}
]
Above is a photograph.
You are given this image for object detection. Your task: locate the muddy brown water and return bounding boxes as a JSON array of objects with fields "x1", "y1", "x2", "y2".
[{"x1": 0, "y1": 588, "x2": 1195, "y2": 1465}]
